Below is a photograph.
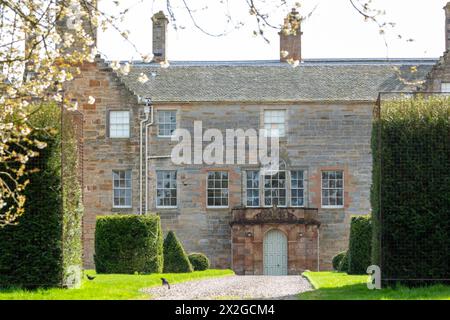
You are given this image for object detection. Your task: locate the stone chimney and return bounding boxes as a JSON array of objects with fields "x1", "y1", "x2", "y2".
[
  {"x1": 279, "y1": 8, "x2": 302, "y2": 62},
  {"x1": 152, "y1": 11, "x2": 169, "y2": 62},
  {"x1": 55, "y1": 0, "x2": 97, "y2": 54},
  {"x1": 445, "y1": 2, "x2": 450, "y2": 51}
]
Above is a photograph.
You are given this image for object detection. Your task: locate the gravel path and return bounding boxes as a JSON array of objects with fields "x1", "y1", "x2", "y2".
[{"x1": 143, "y1": 275, "x2": 312, "y2": 300}]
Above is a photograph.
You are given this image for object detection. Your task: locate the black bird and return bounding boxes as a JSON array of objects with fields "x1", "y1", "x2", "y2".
[
  {"x1": 161, "y1": 277, "x2": 170, "y2": 289},
  {"x1": 86, "y1": 274, "x2": 96, "y2": 281}
]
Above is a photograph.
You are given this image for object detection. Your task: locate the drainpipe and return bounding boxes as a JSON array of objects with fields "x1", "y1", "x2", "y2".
[
  {"x1": 139, "y1": 106, "x2": 150, "y2": 215},
  {"x1": 144, "y1": 98, "x2": 154, "y2": 214}
]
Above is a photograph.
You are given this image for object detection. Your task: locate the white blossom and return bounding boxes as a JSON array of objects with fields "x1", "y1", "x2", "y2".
[
  {"x1": 110, "y1": 61, "x2": 120, "y2": 71},
  {"x1": 121, "y1": 62, "x2": 131, "y2": 75},
  {"x1": 138, "y1": 73, "x2": 149, "y2": 84},
  {"x1": 88, "y1": 96, "x2": 96, "y2": 105},
  {"x1": 160, "y1": 60, "x2": 170, "y2": 69}
]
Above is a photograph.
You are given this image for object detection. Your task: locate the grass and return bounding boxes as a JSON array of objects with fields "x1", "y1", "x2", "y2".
[
  {"x1": 0, "y1": 269, "x2": 234, "y2": 300},
  {"x1": 299, "y1": 271, "x2": 450, "y2": 300}
]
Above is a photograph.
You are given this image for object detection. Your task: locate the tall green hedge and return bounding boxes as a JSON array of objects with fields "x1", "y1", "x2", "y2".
[
  {"x1": 94, "y1": 215, "x2": 163, "y2": 274},
  {"x1": 371, "y1": 96, "x2": 450, "y2": 286},
  {"x1": 348, "y1": 216, "x2": 372, "y2": 275},
  {"x1": 0, "y1": 104, "x2": 83, "y2": 288}
]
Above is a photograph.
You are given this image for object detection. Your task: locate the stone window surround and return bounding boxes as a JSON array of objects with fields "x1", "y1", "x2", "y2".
[
  {"x1": 106, "y1": 109, "x2": 132, "y2": 139},
  {"x1": 262, "y1": 109, "x2": 287, "y2": 138},
  {"x1": 245, "y1": 170, "x2": 260, "y2": 207},
  {"x1": 263, "y1": 170, "x2": 287, "y2": 207},
  {"x1": 321, "y1": 170, "x2": 344, "y2": 209},
  {"x1": 154, "y1": 107, "x2": 179, "y2": 139},
  {"x1": 156, "y1": 170, "x2": 178, "y2": 208},
  {"x1": 260, "y1": 107, "x2": 288, "y2": 141},
  {"x1": 243, "y1": 167, "x2": 308, "y2": 208},
  {"x1": 112, "y1": 169, "x2": 132, "y2": 209},
  {"x1": 206, "y1": 170, "x2": 229, "y2": 208}
]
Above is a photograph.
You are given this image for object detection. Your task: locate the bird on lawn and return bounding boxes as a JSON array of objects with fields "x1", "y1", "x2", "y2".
[
  {"x1": 86, "y1": 274, "x2": 96, "y2": 281},
  {"x1": 161, "y1": 277, "x2": 170, "y2": 289}
]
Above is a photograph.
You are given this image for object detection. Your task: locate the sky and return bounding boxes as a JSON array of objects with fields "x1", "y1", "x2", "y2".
[{"x1": 98, "y1": 0, "x2": 449, "y2": 61}]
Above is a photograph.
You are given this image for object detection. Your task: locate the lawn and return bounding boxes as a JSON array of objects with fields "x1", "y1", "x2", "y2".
[
  {"x1": 0, "y1": 269, "x2": 234, "y2": 300},
  {"x1": 299, "y1": 271, "x2": 450, "y2": 300}
]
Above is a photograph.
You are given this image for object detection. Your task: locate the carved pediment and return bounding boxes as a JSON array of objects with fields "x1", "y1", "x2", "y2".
[
  {"x1": 253, "y1": 207, "x2": 297, "y2": 222},
  {"x1": 230, "y1": 206, "x2": 320, "y2": 226}
]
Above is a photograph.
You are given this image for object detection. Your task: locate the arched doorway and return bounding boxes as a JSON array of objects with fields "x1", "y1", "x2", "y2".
[{"x1": 263, "y1": 229, "x2": 288, "y2": 275}]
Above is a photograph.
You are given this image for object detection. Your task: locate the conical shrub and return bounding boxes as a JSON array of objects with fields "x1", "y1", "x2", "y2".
[{"x1": 163, "y1": 231, "x2": 193, "y2": 273}]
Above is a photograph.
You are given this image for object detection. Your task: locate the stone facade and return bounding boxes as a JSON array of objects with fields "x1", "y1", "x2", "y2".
[
  {"x1": 421, "y1": 51, "x2": 450, "y2": 92},
  {"x1": 66, "y1": 66, "x2": 374, "y2": 270},
  {"x1": 145, "y1": 103, "x2": 372, "y2": 270},
  {"x1": 64, "y1": 59, "x2": 142, "y2": 267}
]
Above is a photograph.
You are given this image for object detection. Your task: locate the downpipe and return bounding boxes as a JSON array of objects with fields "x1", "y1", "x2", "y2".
[
  {"x1": 139, "y1": 105, "x2": 150, "y2": 215},
  {"x1": 144, "y1": 99, "x2": 154, "y2": 214}
]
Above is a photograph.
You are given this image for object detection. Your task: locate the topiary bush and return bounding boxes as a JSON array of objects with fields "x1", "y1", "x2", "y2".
[
  {"x1": 332, "y1": 251, "x2": 346, "y2": 271},
  {"x1": 163, "y1": 231, "x2": 193, "y2": 273},
  {"x1": 188, "y1": 253, "x2": 210, "y2": 271},
  {"x1": 372, "y1": 96, "x2": 450, "y2": 286},
  {"x1": 338, "y1": 251, "x2": 349, "y2": 273},
  {"x1": 348, "y1": 215, "x2": 372, "y2": 275},
  {"x1": 94, "y1": 214, "x2": 163, "y2": 274},
  {"x1": 0, "y1": 104, "x2": 83, "y2": 289}
]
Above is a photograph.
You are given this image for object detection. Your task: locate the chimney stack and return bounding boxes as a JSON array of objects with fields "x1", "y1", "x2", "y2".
[
  {"x1": 152, "y1": 11, "x2": 169, "y2": 62},
  {"x1": 445, "y1": 2, "x2": 450, "y2": 51},
  {"x1": 279, "y1": 8, "x2": 302, "y2": 62}
]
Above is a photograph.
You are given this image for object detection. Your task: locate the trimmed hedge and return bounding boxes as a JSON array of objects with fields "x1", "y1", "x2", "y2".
[
  {"x1": 94, "y1": 215, "x2": 163, "y2": 274},
  {"x1": 338, "y1": 251, "x2": 349, "y2": 273},
  {"x1": 163, "y1": 231, "x2": 193, "y2": 273},
  {"x1": 372, "y1": 96, "x2": 450, "y2": 286},
  {"x1": 348, "y1": 216, "x2": 372, "y2": 275},
  {"x1": 0, "y1": 104, "x2": 83, "y2": 288},
  {"x1": 332, "y1": 251, "x2": 346, "y2": 271},
  {"x1": 188, "y1": 253, "x2": 210, "y2": 271}
]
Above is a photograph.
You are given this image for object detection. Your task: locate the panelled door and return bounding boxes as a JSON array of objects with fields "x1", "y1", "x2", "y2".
[{"x1": 263, "y1": 229, "x2": 288, "y2": 275}]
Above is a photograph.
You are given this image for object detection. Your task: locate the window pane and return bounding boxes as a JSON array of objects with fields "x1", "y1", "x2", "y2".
[
  {"x1": 156, "y1": 170, "x2": 177, "y2": 207},
  {"x1": 158, "y1": 111, "x2": 177, "y2": 136},
  {"x1": 264, "y1": 110, "x2": 286, "y2": 137},
  {"x1": 263, "y1": 171, "x2": 286, "y2": 207},
  {"x1": 110, "y1": 111, "x2": 130, "y2": 138},
  {"x1": 246, "y1": 170, "x2": 260, "y2": 207},
  {"x1": 207, "y1": 171, "x2": 229, "y2": 207},
  {"x1": 321, "y1": 170, "x2": 344, "y2": 207},
  {"x1": 113, "y1": 170, "x2": 132, "y2": 207}
]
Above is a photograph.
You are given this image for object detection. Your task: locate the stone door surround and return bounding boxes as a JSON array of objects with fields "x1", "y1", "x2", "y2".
[{"x1": 230, "y1": 207, "x2": 320, "y2": 275}]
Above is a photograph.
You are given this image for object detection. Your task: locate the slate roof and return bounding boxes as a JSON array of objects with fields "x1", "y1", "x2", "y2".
[{"x1": 116, "y1": 59, "x2": 437, "y2": 103}]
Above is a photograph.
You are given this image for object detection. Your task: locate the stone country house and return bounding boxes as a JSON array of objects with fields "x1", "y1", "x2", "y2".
[{"x1": 63, "y1": 4, "x2": 450, "y2": 275}]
